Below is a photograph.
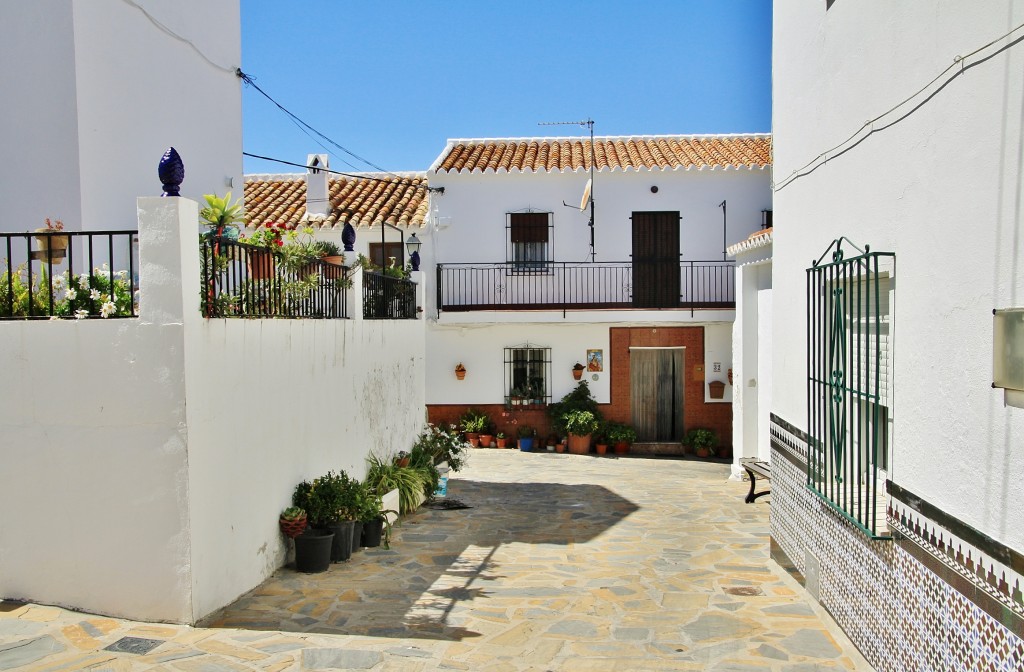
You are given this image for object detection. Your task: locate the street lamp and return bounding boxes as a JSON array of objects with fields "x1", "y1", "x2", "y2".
[{"x1": 406, "y1": 233, "x2": 422, "y2": 271}]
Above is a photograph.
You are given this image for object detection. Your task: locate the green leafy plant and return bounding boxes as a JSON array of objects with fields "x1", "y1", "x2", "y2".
[
  {"x1": 200, "y1": 192, "x2": 246, "y2": 231},
  {"x1": 548, "y1": 381, "x2": 602, "y2": 435},
  {"x1": 605, "y1": 422, "x2": 637, "y2": 445},
  {"x1": 562, "y1": 409, "x2": 599, "y2": 436},
  {"x1": 459, "y1": 408, "x2": 488, "y2": 434},
  {"x1": 280, "y1": 506, "x2": 305, "y2": 521},
  {"x1": 516, "y1": 425, "x2": 535, "y2": 438},
  {"x1": 291, "y1": 470, "x2": 360, "y2": 526},
  {"x1": 684, "y1": 428, "x2": 718, "y2": 456},
  {"x1": 365, "y1": 454, "x2": 431, "y2": 515}
]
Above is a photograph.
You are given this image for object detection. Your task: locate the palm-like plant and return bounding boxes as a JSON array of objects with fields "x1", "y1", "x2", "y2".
[{"x1": 200, "y1": 191, "x2": 246, "y2": 231}]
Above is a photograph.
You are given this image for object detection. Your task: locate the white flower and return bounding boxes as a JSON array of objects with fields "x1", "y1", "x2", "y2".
[
  {"x1": 116, "y1": 269, "x2": 128, "y2": 279},
  {"x1": 64, "y1": 288, "x2": 77, "y2": 300},
  {"x1": 74, "y1": 309, "x2": 88, "y2": 320},
  {"x1": 52, "y1": 275, "x2": 64, "y2": 290},
  {"x1": 100, "y1": 301, "x2": 116, "y2": 318},
  {"x1": 78, "y1": 274, "x2": 90, "y2": 289},
  {"x1": 89, "y1": 289, "x2": 101, "y2": 300}
]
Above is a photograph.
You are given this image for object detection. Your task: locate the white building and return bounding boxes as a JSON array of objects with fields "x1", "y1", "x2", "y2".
[
  {"x1": 769, "y1": 1, "x2": 1024, "y2": 669},
  {"x1": 0, "y1": 0, "x2": 243, "y2": 233},
  {"x1": 421, "y1": 135, "x2": 772, "y2": 449}
]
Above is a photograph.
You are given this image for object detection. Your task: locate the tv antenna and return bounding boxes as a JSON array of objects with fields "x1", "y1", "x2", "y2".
[{"x1": 538, "y1": 118, "x2": 595, "y2": 261}]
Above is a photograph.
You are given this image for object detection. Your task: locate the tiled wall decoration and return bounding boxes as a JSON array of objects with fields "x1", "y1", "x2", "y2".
[{"x1": 769, "y1": 414, "x2": 1024, "y2": 672}]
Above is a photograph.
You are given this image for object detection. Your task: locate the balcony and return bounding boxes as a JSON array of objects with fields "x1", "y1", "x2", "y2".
[{"x1": 436, "y1": 260, "x2": 735, "y2": 313}]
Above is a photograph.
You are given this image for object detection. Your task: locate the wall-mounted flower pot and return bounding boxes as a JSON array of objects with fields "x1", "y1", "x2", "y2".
[
  {"x1": 572, "y1": 366, "x2": 584, "y2": 380},
  {"x1": 708, "y1": 380, "x2": 726, "y2": 399},
  {"x1": 455, "y1": 366, "x2": 466, "y2": 380}
]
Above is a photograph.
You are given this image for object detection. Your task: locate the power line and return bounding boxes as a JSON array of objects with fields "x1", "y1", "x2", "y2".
[
  {"x1": 237, "y1": 69, "x2": 407, "y2": 180},
  {"x1": 242, "y1": 152, "x2": 444, "y2": 193},
  {"x1": 775, "y1": 20, "x2": 1024, "y2": 191},
  {"x1": 121, "y1": 0, "x2": 236, "y2": 74}
]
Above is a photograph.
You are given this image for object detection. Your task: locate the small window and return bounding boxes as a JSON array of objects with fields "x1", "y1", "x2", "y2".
[
  {"x1": 368, "y1": 242, "x2": 404, "y2": 269},
  {"x1": 507, "y1": 212, "x2": 552, "y2": 272},
  {"x1": 504, "y1": 344, "x2": 551, "y2": 405}
]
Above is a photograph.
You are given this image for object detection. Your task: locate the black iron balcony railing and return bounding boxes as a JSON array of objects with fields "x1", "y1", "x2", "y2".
[
  {"x1": 363, "y1": 271, "x2": 416, "y2": 319},
  {"x1": 436, "y1": 260, "x2": 735, "y2": 313},
  {"x1": 1, "y1": 230, "x2": 139, "y2": 319},
  {"x1": 200, "y1": 237, "x2": 349, "y2": 319}
]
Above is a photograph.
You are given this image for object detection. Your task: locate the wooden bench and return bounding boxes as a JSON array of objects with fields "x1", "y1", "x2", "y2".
[{"x1": 740, "y1": 458, "x2": 771, "y2": 503}]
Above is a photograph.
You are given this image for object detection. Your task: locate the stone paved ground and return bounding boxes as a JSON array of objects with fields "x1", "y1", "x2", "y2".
[{"x1": 0, "y1": 450, "x2": 873, "y2": 671}]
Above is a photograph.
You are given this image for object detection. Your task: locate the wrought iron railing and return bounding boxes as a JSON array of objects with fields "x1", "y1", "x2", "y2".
[
  {"x1": 200, "y1": 236, "x2": 349, "y2": 319},
  {"x1": 1, "y1": 230, "x2": 138, "y2": 319},
  {"x1": 806, "y1": 238, "x2": 894, "y2": 539},
  {"x1": 363, "y1": 271, "x2": 416, "y2": 319},
  {"x1": 436, "y1": 260, "x2": 735, "y2": 313}
]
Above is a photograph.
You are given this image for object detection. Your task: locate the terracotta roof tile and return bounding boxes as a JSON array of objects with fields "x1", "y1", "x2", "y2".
[
  {"x1": 432, "y1": 134, "x2": 771, "y2": 173},
  {"x1": 242, "y1": 173, "x2": 429, "y2": 231}
]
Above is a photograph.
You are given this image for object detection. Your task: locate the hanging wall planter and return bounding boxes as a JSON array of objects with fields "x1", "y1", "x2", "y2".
[
  {"x1": 572, "y1": 363, "x2": 585, "y2": 380},
  {"x1": 708, "y1": 380, "x2": 726, "y2": 399},
  {"x1": 455, "y1": 363, "x2": 466, "y2": 380}
]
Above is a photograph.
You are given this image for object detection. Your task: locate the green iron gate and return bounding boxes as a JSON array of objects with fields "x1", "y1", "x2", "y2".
[{"x1": 807, "y1": 238, "x2": 894, "y2": 539}]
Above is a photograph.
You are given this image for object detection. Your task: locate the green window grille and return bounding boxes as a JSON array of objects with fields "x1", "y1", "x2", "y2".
[{"x1": 806, "y1": 238, "x2": 894, "y2": 539}]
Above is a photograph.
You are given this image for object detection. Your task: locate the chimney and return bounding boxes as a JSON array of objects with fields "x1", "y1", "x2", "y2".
[{"x1": 306, "y1": 154, "x2": 331, "y2": 216}]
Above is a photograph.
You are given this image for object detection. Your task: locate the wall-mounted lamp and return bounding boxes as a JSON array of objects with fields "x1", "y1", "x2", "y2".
[{"x1": 406, "y1": 233, "x2": 422, "y2": 271}]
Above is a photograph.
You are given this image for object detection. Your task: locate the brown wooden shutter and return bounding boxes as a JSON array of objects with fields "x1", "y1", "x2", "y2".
[{"x1": 510, "y1": 213, "x2": 549, "y2": 242}]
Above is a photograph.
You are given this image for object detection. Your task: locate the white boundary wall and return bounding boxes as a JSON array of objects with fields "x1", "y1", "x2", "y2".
[{"x1": 0, "y1": 198, "x2": 425, "y2": 623}]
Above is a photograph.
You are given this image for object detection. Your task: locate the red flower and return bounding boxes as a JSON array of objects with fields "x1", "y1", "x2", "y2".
[{"x1": 276, "y1": 239, "x2": 284, "y2": 246}]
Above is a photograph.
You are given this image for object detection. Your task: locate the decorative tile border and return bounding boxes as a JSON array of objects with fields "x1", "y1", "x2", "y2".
[{"x1": 769, "y1": 414, "x2": 1024, "y2": 670}]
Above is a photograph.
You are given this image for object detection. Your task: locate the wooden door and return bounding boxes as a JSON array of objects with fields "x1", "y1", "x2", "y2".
[
  {"x1": 630, "y1": 348, "x2": 685, "y2": 442},
  {"x1": 632, "y1": 211, "x2": 680, "y2": 308}
]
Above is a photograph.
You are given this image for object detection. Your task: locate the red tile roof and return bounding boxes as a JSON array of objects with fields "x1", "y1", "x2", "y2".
[
  {"x1": 242, "y1": 173, "x2": 430, "y2": 229},
  {"x1": 432, "y1": 134, "x2": 771, "y2": 174}
]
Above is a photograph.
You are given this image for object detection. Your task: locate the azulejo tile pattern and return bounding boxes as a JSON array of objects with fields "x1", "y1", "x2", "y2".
[
  {"x1": 243, "y1": 172, "x2": 430, "y2": 231},
  {"x1": 1, "y1": 451, "x2": 872, "y2": 672},
  {"x1": 770, "y1": 414, "x2": 1024, "y2": 672},
  {"x1": 433, "y1": 134, "x2": 772, "y2": 173}
]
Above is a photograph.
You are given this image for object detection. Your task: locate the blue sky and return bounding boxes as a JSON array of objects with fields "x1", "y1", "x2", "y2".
[{"x1": 240, "y1": 0, "x2": 771, "y2": 175}]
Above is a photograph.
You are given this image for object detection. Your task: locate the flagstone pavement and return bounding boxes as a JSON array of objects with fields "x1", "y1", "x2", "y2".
[{"x1": 0, "y1": 450, "x2": 873, "y2": 671}]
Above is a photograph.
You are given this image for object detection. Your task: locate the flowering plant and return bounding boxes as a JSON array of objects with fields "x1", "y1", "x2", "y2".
[
  {"x1": 242, "y1": 222, "x2": 288, "y2": 248},
  {"x1": 40, "y1": 218, "x2": 64, "y2": 232},
  {"x1": 0, "y1": 263, "x2": 135, "y2": 319}
]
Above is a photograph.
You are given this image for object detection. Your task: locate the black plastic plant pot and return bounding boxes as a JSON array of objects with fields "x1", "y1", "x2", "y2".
[
  {"x1": 294, "y1": 529, "x2": 334, "y2": 573},
  {"x1": 351, "y1": 521, "x2": 364, "y2": 554},
  {"x1": 325, "y1": 521, "x2": 354, "y2": 562},
  {"x1": 362, "y1": 517, "x2": 384, "y2": 548}
]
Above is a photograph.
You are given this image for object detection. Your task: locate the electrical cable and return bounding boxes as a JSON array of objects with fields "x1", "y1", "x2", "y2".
[
  {"x1": 242, "y1": 152, "x2": 443, "y2": 193},
  {"x1": 775, "y1": 20, "x2": 1024, "y2": 191},
  {"x1": 237, "y1": 70, "x2": 408, "y2": 180},
  {"x1": 121, "y1": 0, "x2": 236, "y2": 74}
]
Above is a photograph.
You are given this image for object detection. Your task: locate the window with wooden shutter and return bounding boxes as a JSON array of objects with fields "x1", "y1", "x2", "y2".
[{"x1": 507, "y1": 212, "x2": 552, "y2": 272}]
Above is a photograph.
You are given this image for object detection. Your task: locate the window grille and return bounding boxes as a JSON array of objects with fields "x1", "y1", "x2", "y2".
[
  {"x1": 507, "y1": 212, "x2": 553, "y2": 273},
  {"x1": 504, "y1": 344, "x2": 551, "y2": 406},
  {"x1": 806, "y1": 238, "x2": 894, "y2": 539}
]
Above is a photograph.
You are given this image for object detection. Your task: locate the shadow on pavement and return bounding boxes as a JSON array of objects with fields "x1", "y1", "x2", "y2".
[{"x1": 200, "y1": 479, "x2": 639, "y2": 641}]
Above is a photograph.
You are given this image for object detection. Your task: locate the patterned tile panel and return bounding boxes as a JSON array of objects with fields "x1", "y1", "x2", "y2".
[{"x1": 769, "y1": 414, "x2": 1024, "y2": 671}]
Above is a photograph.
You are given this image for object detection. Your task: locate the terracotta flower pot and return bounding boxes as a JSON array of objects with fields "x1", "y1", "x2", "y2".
[
  {"x1": 614, "y1": 441, "x2": 629, "y2": 455},
  {"x1": 279, "y1": 514, "x2": 308, "y2": 539},
  {"x1": 496, "y1": 438, "x2": 508, "y2": 448},
  {"x1": 567, "y1": 433, "x2": 592, "y2": 455},
  {"x1": 248, "y1": 248, "x2": 276, "y2": 280},
  {"x1": 596, "y1": 443, "x2": 608, "y2": 455}
]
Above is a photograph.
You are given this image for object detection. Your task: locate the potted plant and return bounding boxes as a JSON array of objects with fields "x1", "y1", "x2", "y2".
[
  {"x1": 685, "y1": 428, "x2": 718, "y2": 458},
  {"x1": 517, "y1": 425, "x2": 535, "y2": 451},
  {"x1": 459, "y1": 408, "x2": 487, "y2": 446},
  {"x1": 357, "y1": 488, "x2": 396, "y2": 549},
  {"x1": 33, "y1": 218, "x2": 69, "y2": 262},
  {"x1": 563, "y1": 409, "x2": 599, "y2": 454},
  {"x1": 290, "y1": 480, "x2": 335, "y2": 573},
  {"x1": 495, "y1": 431, "x2": 508, "y2": 448},
  {"x1": 594, "y1": 421, "x2": 609, "y2": 455},
  {"x1": 279, "y1": 506, "x2": 307, "y2": 539},
  {"x1": 607, "y1": 422, "x2": 637, "y2": 455},
  {"x1": 549, "y1": 380, "x2": 602, "y2": 437},
  {"x1": 200, "y1": 192, "x2": 245, "y2": 240},
  {"x1": 572, "y1": 362, "x2": 586, "y2": 380},
  {"x1": 394, "y1": 450, "x2": 411, "y2": 468},
  {"x1": 479, "y1": 417, "x2": 495, "y2": 448},
  {"x1": 455, "y1": 363, "x2": 467, "y2": 380}
]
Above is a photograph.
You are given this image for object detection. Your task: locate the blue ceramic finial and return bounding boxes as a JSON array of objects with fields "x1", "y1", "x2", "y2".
[
  {"x1": 159, "y1": 147, "x2": 184, "y2": 197},
  {"x1": 342, "y1": 222, "x2": 356, "y2": 252},
  {"x1": 410, "y1": 250, "x2": 421, "y2": 272}
]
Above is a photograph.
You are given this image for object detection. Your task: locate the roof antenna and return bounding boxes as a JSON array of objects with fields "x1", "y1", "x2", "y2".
[{"x1": 538, "y1": 118, "x2": 595, "y2": 261}]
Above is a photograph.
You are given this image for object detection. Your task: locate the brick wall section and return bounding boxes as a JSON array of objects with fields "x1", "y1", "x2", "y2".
[{"x1": 428, "y1": 325, "x2": 733, "y2": 450}]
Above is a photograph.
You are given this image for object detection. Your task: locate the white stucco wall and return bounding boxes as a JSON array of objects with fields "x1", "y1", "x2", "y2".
[
  {"x1": 0, "y1": 198, "x2": 426, "y2": 623},
  {"x1": 731, "y1": 248, "x2": 773, "y2": 475},
  {"x1": 0, "y1": 0, "x2": 242, "y2": 233},
  {"x1": 773, "y1": 1, "x2": 1024, "y2": 548},
  {"x1": 426, "y1": 166, "x2": 770, "y2": 267}
]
